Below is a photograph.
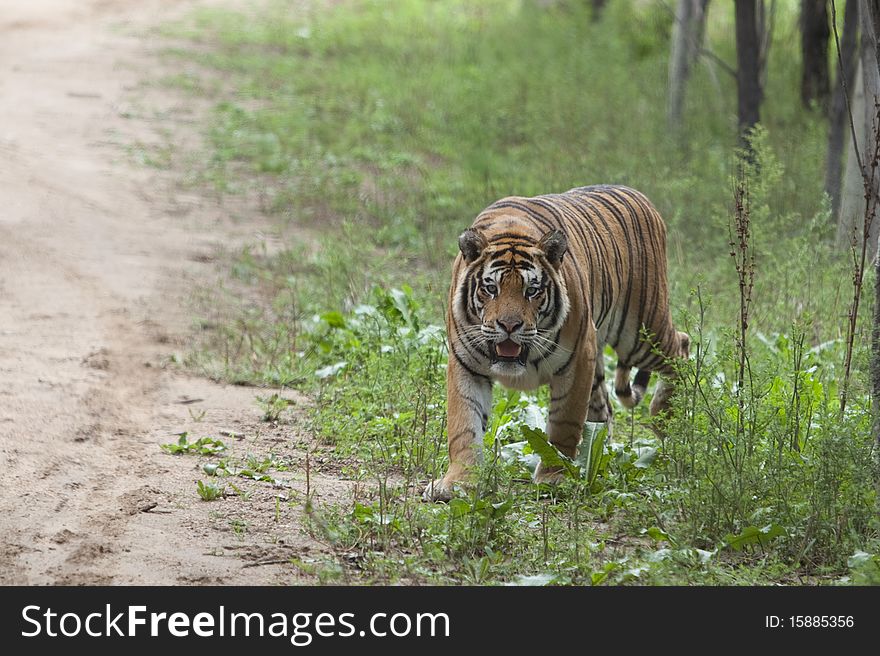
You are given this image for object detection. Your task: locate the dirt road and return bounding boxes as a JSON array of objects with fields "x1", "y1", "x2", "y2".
[{"x1": 0, "y1": 0, "x2": 334, "y2": 584}]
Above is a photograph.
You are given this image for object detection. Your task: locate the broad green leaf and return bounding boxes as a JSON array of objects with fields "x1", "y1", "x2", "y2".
[
  {"x1": 390, "y1": 287, "x2": 417, "y2": 329},
  {"x1": 352, "y1": 304, "x2": 377, "y2": 316},
  {"x1": 315, "y1": 361, "x2": 347, "y2": 379},
  {"x1": 723, "y1": 524, "x2": 787, "y2": 551},
  {"x1": 645, "y1": 526, "x2": 670, "y2": 542},
  {"x1": 417, "y1": 324, "x2": 444, "y2": 345},
  {"x1": 590, "y1": 562, "x2": 619, "y2": 585},
  {"x1": 695, "y1": 549, "x2": 716, "y2": 564},
  {"x1": 623, "y1": 566, "x2": 649, "y2": 579},
  {"x1": 353, "y1": 503, "x2": 375, "y2": 522},
  {"x1": 522, "y1": 426, "x2": 580, "y2": 478},
  {"x1": 648, "y1": 548, "x2": 672, "y2": 562},
  {"x1": 847, "y1": 551, "x2": 877, "y2": 568},
  {"x1": 575, "y1": 423, "x2": 608, "y2": 488},
  {"x1": 449, "y1": 498, "x2": 471, "y2": 518},
  {"x1": 500, "y1": 440, "x2": 541, "y2": 474},
  {"x1": 633, "y1": 446, "x2": 658, "y2": 469},
  {"x1": 320, "y1": 311, "x2": 346, "y2": 329},
  {"x1": 521, "y1": 402, "x2": 547, "y2": 431},
  {"x1": 500, "y1": 440, "x2": 526, "y2": 463}
]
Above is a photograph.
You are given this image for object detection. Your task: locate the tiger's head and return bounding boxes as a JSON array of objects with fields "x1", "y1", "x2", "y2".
[{"x1": 456, "y1": 226, "x2": 571, "y2": 377}]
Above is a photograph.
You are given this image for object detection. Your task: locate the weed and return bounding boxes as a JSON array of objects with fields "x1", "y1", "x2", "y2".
[
  {"x1": 161, "y1": 433, "x2": 227, "y2": 456},
  {"x1": 256, "y1": 393, "x2": 295, "y2": 422},
  {"x1": 847, "y1": 549, "x2": 880, "y2": 584},
  {"x1": 197, "y1": 480, "x2": 224, "y2": 501}
]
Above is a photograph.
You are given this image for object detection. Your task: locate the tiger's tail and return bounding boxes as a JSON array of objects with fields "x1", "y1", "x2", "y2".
[{"x1": 614, "y1": 365, "x2": 651, "y2": 409}]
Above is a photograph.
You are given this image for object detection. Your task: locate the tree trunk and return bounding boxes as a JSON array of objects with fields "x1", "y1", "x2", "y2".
[
  {"x1": 801, "y1": 1, "x2": 832, "y2": 111},
  {"x1": 865, "y1": 0, "x2": 880, "y2": 66},
  {"x1": 667, "y1": 0, "x2": 710, "y2": 130},
  {"x1": 837, "y1": 54, "x2": 866, "y2": 248},
  {"x1": 757, "y1": 1, "x2": 774, "y2": 99},
  {"x1": 855, "y1": 0, "x2": 880, "y2": 261},
  {"x1": 854, "y1": 0, "x2": 880, "y2": 490},
  {"x1": 825, "y1": 0, "x2": 860, "y2": 218},
  {"x1": 875, "y1": 233, "x2": 880, "y2": 489},
  {"x1": 735, "y1": 0, "x2": 764, "y2": 141},
  {"x1": 837, "y1": 32, "x2": 880, "y2": 258},
  {"x1": 838, "y1": 56, "x2": 869, "y2": 246},
  {"x1": 590, "y1": 0, "x2": 608, "y2": 22}
]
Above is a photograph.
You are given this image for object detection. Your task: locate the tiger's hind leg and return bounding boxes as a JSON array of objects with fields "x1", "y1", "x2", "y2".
[
  {"x1": 614, "y1": 364, "x2": 651, "y2": 409},
  {"x1": 587, "y1": 349, "x2": 613, "y2": 437},
  {"x1": 649, "y1": 331, "x2": 691, "y2": 421}
]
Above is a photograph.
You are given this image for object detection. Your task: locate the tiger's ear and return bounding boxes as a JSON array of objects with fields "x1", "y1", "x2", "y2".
[
  {"x1": 458, "y1": 229, "x2": 488, "y2": 263},
  {"x1": 538, "y1": 229, "x2": 568, "y2": 268}
]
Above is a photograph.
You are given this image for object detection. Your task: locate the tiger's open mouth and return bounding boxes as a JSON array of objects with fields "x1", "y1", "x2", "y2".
[{"x1": 490, "y1": 339, "x2": 528, "y2": 365}]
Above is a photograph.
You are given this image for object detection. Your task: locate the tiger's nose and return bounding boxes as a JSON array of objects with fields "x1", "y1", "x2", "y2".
[{"x1": 497, "y1": 319, "x2": 523, "y2": 335}]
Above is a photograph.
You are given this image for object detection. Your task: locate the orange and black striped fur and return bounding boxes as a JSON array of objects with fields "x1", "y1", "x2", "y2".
[{"x1": 424, "y1": 185, "x2": 689, "y2": 501}]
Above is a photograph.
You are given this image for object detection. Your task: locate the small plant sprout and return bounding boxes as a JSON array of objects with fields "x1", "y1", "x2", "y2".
[
  {"x1": 257, "y1": 393, "x2": 295, "y2": 422},
  {"x1": 197, "y1": 480, "x2": 224, "y2": 501},
  {"x1": 161, "y1": 433, "x2": 227, "y2": 456}
]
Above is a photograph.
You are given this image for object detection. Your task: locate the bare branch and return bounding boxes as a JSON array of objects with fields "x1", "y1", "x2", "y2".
[
  {"x1": 831, "y1": 0, "x2": 865, "y2": 175},
  {"x1": 658, "y1": 0, "x2": 736, "y2": 78},
  {"x1": 699, "y1": 46, "x2": 738, "y2": 78}
]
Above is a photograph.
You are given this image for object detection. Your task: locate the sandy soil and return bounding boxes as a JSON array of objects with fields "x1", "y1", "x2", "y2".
[{"x1": 0, "y1": 0, "x2": 343, "y2": 585}]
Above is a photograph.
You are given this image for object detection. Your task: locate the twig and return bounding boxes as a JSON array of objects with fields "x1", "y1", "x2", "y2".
[
  {"x1": 831, "y1": 0, "x2": 864, "y2": 174},
  {"x1": 658, "y1": 0, "x2": 736, "y2": 78},
  {"x1": 242, "y1": 558, "x2": 292, "y2": 568},
  {"x1": 699, "y1": 47, "x2": 737, "y2": 78},
  {"x1": 175, "y1": 397, "x2": 204, "y2": 405}
]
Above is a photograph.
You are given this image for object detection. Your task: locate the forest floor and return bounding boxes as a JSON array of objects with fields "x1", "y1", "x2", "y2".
[{"x1": 0, "y1": 0, "x2": 337, "y2": 585}]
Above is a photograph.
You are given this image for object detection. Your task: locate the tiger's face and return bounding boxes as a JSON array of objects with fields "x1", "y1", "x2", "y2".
[{"x1": 457, "y1": 227, "x2": 570, "y2": 378}]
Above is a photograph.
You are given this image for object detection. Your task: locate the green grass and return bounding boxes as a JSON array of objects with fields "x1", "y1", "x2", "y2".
[{"x1": 158, "y1": 0, "x2": 878, "y2": 584}]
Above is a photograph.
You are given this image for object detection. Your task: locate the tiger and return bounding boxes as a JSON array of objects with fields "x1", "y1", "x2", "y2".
[{"x1": 423, "y1": 184, "x2": 689, "y2": 502}]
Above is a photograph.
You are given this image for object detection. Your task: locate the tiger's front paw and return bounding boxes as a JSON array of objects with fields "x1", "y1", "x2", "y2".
[
  {"x1": 422, "y1": 476, "x2": 462, "y2": 502},
  {"x1": 533, "y1": 462, "x2": 567, "y2": 485},
  {"x1": 423, "y1": 463, "x2": 473, "y2": 502}
]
